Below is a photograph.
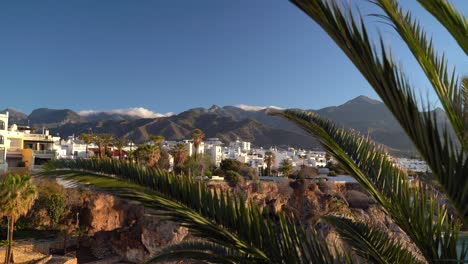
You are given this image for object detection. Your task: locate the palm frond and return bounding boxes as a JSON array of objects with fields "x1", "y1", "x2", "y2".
[
  {"x1": 278, "y1": 110, "x2": 466, "y2": 263},
  {"x1": 45, "y1": 169, "x2": 267, "y2": 261},
  {"x1": 290, "y1": 0, "x2": 468, "y2": 226},
  {"x1": 44, "y1": 159, "x2": 348, "y2": 263},
  {"x1": 146, "y1": 241, "x2": 243, "y2": 264},
  {"x1": 372, "y1": 0, "x2": 467, "y2": 149},
  {"x1": 324, "y1": 215, "x2": 423, "y2": 264},
  {"x1": 417, "y1": 0, "x2": 468, "y2": 55}
]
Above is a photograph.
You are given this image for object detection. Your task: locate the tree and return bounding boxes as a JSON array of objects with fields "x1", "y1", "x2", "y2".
[
  {"x1": 134, "y1": 144, "x2": 160, "y2": 168},
  {"x1": 150, "y1": 135, "x2": 165, "y2": 145},
  {"x1": 0, "y1": 174, "x2": 37, "y2": 264},
  {"x1": 263, "y1": 151, "x2": 275, "y2": 176},
  {"x1": 79, "y1": 133, "x2": 95, "y2": 158},
  {"x1": 45, "y1": 193, "x2": 66, "y2": 228},
  {"x1": 182, "y1": 155, "x2": 214, "y2": 177},
  {"x1": 171, "y1": 143, "x2": 189, "y2": 174},
  {"x1": 94, "y1": 134, "x2": 113, "y2": 159},
  {"x1": 157, "y1": 148, "x2": 172, "y2": 171},
  {"x1": 278, "y1": 159, "x2": 293, "y2": 177},
  {"x1": 114, "y1": 138, "x2": 127, "y2": 160},
  {"x1": 219, "y1": 159, "x2": 242, "y2": 175},
  {"x1": 191, "y1": 129, "x2": 205, "y2": 159},
  {"x1": 224, "y1": 170, "x2": 244, "y2": 188}
]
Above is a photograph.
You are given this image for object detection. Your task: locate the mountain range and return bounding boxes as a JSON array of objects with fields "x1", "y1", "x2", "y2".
[{"x1": 2, "y1": 96, "x2": 434, "y2": 155}]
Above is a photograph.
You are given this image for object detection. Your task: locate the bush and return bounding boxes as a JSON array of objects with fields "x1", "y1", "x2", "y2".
[
  {"x1": 327, "y1": 171, "x2": 337, "y2": 176},
  {"x1": 46, "y1": 194, "x2": 66, "y2": 228},
  {"x1": 219, "y1": 159, "x2": 242, "y2": 174},
  {"x1": 327, "y1": 162, "x2": 346, "y2": 174},
  {"x1": 224, "y1": 170, "x2": 244, "y2": 187}
]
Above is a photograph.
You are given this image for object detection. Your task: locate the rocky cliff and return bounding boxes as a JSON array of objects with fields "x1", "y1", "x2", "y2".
[
  {"x1": 79, "y1": 180, "x2": 420, "y2": 263},
  {"x1": 78, "y1": 193, "x2": 188, "y2": 263}
]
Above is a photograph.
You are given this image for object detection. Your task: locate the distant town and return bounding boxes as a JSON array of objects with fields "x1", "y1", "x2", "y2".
[{"x1": 0, "y1": 111, "x2": 430, "y2": 178}]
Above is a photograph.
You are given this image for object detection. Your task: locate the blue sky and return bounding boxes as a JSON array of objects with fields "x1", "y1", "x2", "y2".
[{"x1": 0, "y1": 0, "x2": 467, "y2": 115}]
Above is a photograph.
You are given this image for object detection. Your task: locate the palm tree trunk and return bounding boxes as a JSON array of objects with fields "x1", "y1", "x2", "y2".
[
  {"x1": 4, "y1": 217, "x2": 10, "y2": 264},
  {"x1": 6, "y1": 216, "x2": 14, "y2": 264}
]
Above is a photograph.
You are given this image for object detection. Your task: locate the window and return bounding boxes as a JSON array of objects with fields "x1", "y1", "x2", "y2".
[
  {"x1": 0, "y1": 135, "x2": 3, "y2": 145},
  {"x1": 0, "y1": 121, "x2": 4, "y2": 130}
]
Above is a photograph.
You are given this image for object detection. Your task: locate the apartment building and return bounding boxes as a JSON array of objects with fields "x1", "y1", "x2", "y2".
[{"x1": 0, "y1": 112, "x2": 8, "y2": 172}]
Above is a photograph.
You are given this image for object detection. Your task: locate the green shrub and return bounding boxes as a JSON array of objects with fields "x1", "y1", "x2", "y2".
[
  {"x1": 46, "y1": 194, "x2": 66, "y2": 228},
  {"x1": 224, "y1": 170, "x2": 244, "y2": 187}
]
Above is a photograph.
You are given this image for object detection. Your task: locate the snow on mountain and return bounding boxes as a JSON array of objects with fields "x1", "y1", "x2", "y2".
[
  {"x1": 78, "y1": 107, "x2": 173, "y2": 119},
  {"x1": 235, "y1": 104, "x2": 284, "y2": 111}
]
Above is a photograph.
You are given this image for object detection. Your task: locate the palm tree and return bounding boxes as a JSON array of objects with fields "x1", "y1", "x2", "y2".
[
  {"x1": 0, "y1": 174, "x2": 38, "y2": 264},
  {"x1": 94, "y1": 134, "x2": 114, "y2": 159},
  {"x1": 79, "y1": 133, "x2": 95, "y2": 158},
  {"x1": 278, "y1": 159, "x2": 293, "y2": 177},
  {"x1": 114, "y1": 138, "x2": 127, "y2": 160},
  {"x1": 263, "y1": 151, "x2": 275, "y2": 176},
  {"x1": 150, "y1": 135, "x2": 165, "y2": 146},
  {"x1": 171, "y1": 143, "x2": 189, "y2": 174},
  {"x1": 191, "y1": 129, "x2": 205, "y2": 159}
]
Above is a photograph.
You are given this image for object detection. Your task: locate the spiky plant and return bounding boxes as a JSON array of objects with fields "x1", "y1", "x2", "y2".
[
  {"x1": 274, "y1": 0, "x2": 468, "y2": 262},
  {"x1": 43, "y1": 158, "x2": 350, "y2": 263}
]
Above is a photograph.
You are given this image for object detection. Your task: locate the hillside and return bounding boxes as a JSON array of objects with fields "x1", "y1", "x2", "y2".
[{"x1": 1, "y1": 96, "x2": 447, "y2": 154}]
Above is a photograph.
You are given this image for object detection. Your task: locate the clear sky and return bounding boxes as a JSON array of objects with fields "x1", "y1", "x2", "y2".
[{"x1": 0, "y1": 0, "x2": 467, "y2": 115}]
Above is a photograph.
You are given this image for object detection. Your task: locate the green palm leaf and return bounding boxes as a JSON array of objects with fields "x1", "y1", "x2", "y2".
[
  {"x1": 278, "y1": 110, "x2": 465, "y2": 263},
  {"x1": 44, "y1": 159, "x2": 347, "y2": 263},
  {"x1": 146, "y1": 241, "x2": 244, "y2": 264},
  {"x1": 290, "y1": 0, "x2": 468, "y2": 226},
  {"x1": 324, "y1": 215, "x2": 423, "y2": 264},
  {"x1": 417, "y1": 0, "x2": 468, "y2": 55},
  {"x1": 372, "y1": 0, "x2": 467, "y2": 149}
]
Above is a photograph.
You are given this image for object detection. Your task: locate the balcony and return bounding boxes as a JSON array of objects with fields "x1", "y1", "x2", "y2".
[
  {"x1": 23, "y1": 134, "x2": 54, "y2": 142},
  {"x1": 33, "y1": 150, "x2": 56, "y2": 159}
]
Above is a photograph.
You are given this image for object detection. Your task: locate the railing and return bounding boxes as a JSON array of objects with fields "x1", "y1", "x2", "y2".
[
  {"x1": 33, "y1": 150, "x2": 56, "y2": 155},
  {"x1": 23, "y1": 134, "x2": 53, "y2": 141}
]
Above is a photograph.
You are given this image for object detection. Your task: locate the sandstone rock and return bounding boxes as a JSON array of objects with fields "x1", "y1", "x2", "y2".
[
  {"x1": 141, "y1": 215, "x2": 189, "y2": 256},
  {"x1": 80, "y1": 193, "x2": 188, "y2": 263}
]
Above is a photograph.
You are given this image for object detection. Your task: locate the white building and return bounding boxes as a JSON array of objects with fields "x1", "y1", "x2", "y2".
[
  {"x1": 396, "y1": 158, "x2": 430, "y2": 173},
  {"x1": 183, "y1": 140, "x2": 205, "y2": 157},
  {"x1": 62, "y1": 136, "x2": 94, "y2": 158},
  {"x1": 0, "y1": 112, "x2": 8, "y2": 172},
  {"x1": 229, "y1": 139, "x2": 251, "y2": 153},
  {"x1": 206, "y1": 145, "x2": 223, "y2": 166}
]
